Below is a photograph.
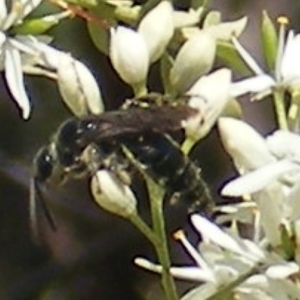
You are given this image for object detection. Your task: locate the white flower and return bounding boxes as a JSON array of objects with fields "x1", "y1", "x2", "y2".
[
  {"x1": 57, "y1": 54, "x2": 104, "y2": 117},
  {"x1": 135, "y1": 214, "x2": 278, "y2": 300},
  {"x1": 183, "y1": 68, "x2": 232, "y2": 141},
  {"x1": 109, "y1": 26, "x2": 149, "y2": 85},
  {"x1": 0, "y1": 0, "x2": 71, "y2": 119},
  {"x1": 219, "y1": 117, "x2": 300, "y2": 245},
  {"x1": 0, "y1": 0, "x2": 43, "y2": 119},
  {"x1": 231, "y1": 18, "x2": 300, "y2": 99},
  {"x1": 136, "y1": 213, "x2": 300, "y2": 299},
  {"x1": 91, "y1": 169, "x2": 137, "y2": 218},
  {"x1": 138, "y1": 1, "x2": 174, "y2": 63},
  {"x1": 170, "y1": 31, "x2": 216, "y2": 93}
]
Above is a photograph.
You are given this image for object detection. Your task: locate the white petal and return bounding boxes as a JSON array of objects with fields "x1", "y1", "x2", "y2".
[
  {"x1": 0, "y1": 1, "x2": 8, "y2": 26},
  {"x1": 221, "y1": 160, "x2": 300, "y2": 196},
  {"x1": 266, "y1": 130, "x2": 300, "y2": 160},
  {"x1": 2, "y1": 0, "x2": 43, "y2": 30},
  {"x1": 170, "y1": 31, "x2": 216, "y2": 92},
  {"x1": 218, "y1": 117, "x2": 275, "y2": 171},
  {"x1": 213, "y1": 265, "x2": 239, "y2": 284},
  {"x1": 230, "y1": 75, "x2": 274, "y2": 98},
  {"x1": 243, "y1": 274, "x2": 269, "y2": 289},
  {"x1": 4, "y1": 46, "x2": 30, "y2": 119},
  {"x1": 0, "y1": 32, "x2": 6, "y2": 61},
  {"x1": 237, "y1": 289, "x2": 275, "y2": 300},
  {"x1": 286, "y1": 179, "x2": 300, "y2": 220},
  {"x1": 281, "y1": 31, "x2": 300, "y2": 85},
  {"x1": 184, "y1": 68, "x2": 231, "y2": 140},
  {"x1": 8, "y1": 37, "x2": 37, "y2": 55},
  {"x1": 181, "y1": 283, "x2": 218, "y2": 300},
  {"x1": 241, "y1": 240, "x2": 265, "y2": 262},
  {"x1": 138, "y1": 1, "x2": 174, "y2": 63},
  {"x1": 191, "y1": 215, "x2": 244, "y2": 255},
  {"x1": 134, "y1": 257, "x2": 163, "y2": 273},
  {"x1": 173, "y1": 8, "x2": 203, "y2": 28},
  {"x1": 110, "y1": 26, "x2": 149, "y2": 85},
  {"x1": 204, "y1": 16, "x2": 248, "y2": 41},
  {"x1": 91, "y1": 169, "x2": 137, "y2": 218},
  {"x1": 215, "y1": 202, "x2": 257, "y2": 225},
  {"x1": 254, "y1": 185, "x2": 284, "y2": 246},
  {"x1": 134, "y1": 257, "x2": 214, "y2": 282},
  {"x1": 170, "y1": 267, "x2": 215, "y2": 282},
  {"x1": 266, "y1": 262, "x2": 299, "y2": 279},
  {"x1": 57, "y1": 54, "x2": 103, "y2": 117},
  {"x1": 276, "y1": 280, "x2": 300, "y2": 299},
  {"x1": 22, "y1": 38, "x2": 62, "y2": 69}
]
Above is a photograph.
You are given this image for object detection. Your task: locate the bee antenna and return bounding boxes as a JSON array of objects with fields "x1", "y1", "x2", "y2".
[{"x1": 29, "y1": 177, "x2": 57, "y2": 244}]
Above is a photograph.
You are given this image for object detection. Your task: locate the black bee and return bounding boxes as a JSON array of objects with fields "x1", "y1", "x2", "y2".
[{"x1": 31, "y1": 95, "x2": 212, "y2": 239}]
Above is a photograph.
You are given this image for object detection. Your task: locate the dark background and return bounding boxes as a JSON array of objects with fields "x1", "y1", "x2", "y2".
[{"x1": 0, "y1": 1, "x2": 299, "y2": 299}]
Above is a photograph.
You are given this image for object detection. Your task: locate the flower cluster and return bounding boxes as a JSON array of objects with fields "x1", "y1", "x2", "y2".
[
  {"x1": 108, "y1": 1, "x2": 248, "y2": 143},
  {"x1": 0, "y1": 0, "x2": 103, "y2": 119},
  {"x1": 136, "y1": 214, "x2": 300, "y2": 300},
  {"x1": 133, "y1": 12, "x2": 300, "y2": 300},
  {"x1": 7, "y1": 1, "x2": 300, "y2": 300}
]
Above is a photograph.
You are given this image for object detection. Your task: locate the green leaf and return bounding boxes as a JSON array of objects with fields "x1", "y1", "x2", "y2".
[
  {"x1": 87, "y1": 20, "x2": 110, "y2": 55},
  {"x1": 216, "y1": 41, "x2": 252, "y2": 76},
  {"x1": 261, "y1": 10, "x2": 278, "y2": 72},
  {"x1": 86, "y1": 2, "x2": 117, "y2": 55}
]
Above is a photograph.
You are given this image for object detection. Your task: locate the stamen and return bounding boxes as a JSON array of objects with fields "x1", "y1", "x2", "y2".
[
  {"x1": 277, "y1": 16, "x2": 289, "y2": 26},
  {"x1": 174, "y1": 230, "x2": 211, "y2": 273},
  {"x1": 231, "y1": 36, "x2": 264, "y2": 75},
  {"x1": 275, "y1": 16, "x2": 289, "y2": 81}
]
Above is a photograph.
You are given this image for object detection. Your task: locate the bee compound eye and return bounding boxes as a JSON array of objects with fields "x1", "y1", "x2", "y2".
[
  {"x1": 56, "y1": 118, "x2": 79, "y2": 148},
  {"x1": 34, "y1": 147, "x2": 54, "y2": 182}
]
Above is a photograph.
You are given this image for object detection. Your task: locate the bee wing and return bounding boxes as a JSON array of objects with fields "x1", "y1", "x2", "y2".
[{"x1": 78, "y1": 106, "x2": 197, "y2": 144}]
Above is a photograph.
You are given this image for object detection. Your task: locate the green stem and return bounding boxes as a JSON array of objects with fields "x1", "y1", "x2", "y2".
[
  {"x1": 147, "y1": 179, "x2": 179, "y2": 300},
  {"x1": 132, "y1": 81, "x2": 148, "y2": 97},
  {"x1": 129, "y1": 213, "x2": 158, "y2": 246},
  {"x1": 287, "y1": 91, "x2": 300, "y2": 130},
  {"x1": 121, "y1": 147, "x2": 178, "y2": 299},
  {"x1": 181, "y1": 138, "x2": 197, "y2": 155},
  {"x1": 273, "y1": 89, "x2": 288, "y2": 130},
  {"x1": 114, "y1": 5, "x2": 141, "y2": 25}
]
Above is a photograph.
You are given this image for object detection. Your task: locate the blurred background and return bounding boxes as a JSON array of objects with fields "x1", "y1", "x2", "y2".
[{"x1": 0, "y1": 0, "x2": 299, "y2": 299}]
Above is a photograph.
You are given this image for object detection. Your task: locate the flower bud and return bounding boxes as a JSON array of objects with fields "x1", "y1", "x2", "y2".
[
  {"x1": 91, "y1": 170, "x2": 137, "y2": 218},
  {"x1": 170, "y1": 31, "x2": 216, "y2": 93},
  {"x1": 109, "y1": 26, "x2": 149, "y2": 85},
  {"x1": 57, "y1": 54, "x2": 104, "y2": 117},
  {"x1": 184, "y1": 68, "x2": 231, "y2": 141},
  {"x1": 138, "y1": 1, "x2": 174, "y2": 63}
]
